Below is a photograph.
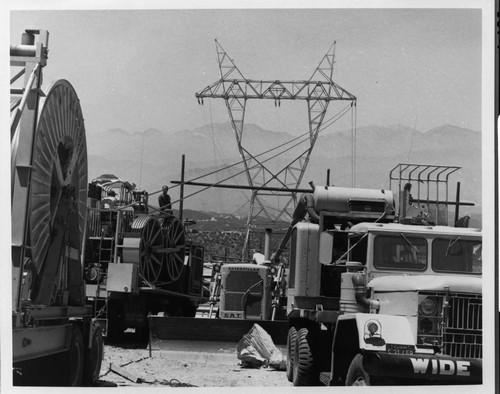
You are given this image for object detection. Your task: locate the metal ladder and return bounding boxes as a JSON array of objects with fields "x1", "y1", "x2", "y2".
[
  {"x1": 93, "y1": 234, "x2": 114, "y2": 337},
  {"x1": 98, "y1": 236, "x2": 114, "y2": 266}
]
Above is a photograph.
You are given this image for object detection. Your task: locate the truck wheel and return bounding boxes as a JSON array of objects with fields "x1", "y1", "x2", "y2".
[
  {"x1": 83, "y1": 322, "x2": 104, "y2": 386},
  {"x1": 292, "y1": 327, "x2": 319, "y2": 386},
  {"x1": 345, "y1": 354, "x2": 371, "y2": 386},
  {"x1": 65, "y1": 325, "x2": 85, "y2": 386},
  {"x1": 286, "y1": 327, "x2": 297, "y2": 382}
]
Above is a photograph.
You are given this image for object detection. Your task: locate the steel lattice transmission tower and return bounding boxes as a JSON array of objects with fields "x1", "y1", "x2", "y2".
[{"x1": 196, "y1": 40, "x2": 356, "y2": 255}]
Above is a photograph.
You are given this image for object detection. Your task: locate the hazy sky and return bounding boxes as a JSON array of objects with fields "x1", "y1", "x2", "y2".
[{"x1": 8, "y1": 6, "x2": 483, "y2": 136}]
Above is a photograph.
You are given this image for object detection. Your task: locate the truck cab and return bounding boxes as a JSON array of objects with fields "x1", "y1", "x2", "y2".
[
  {"x1": 330, "y1": 222, "x2": 482, "y2": 385},
  {"x1": 283, "y1": 164, "x2": 482, "y2": 386}
]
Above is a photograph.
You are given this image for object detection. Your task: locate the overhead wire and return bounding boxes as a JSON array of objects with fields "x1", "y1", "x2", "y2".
[
  {"x1": 186, "y1": 102, "x2": 353, "y2": 185},
  {"x1": 351, "y1": 102, "x2": 357, "y2": 187},
  {"x1": 158, "y1": 102, "x2": 353, "y2": 197},
  {"x1": 354, "y1": 103, "x2": 357, "y2": 187},
  {"x1": 201, "y1": 100, "x2": 251, "y2": 213},
  {"x1": 275, "y1": 105, "x2": 284, "y2": 212},
  {"x1": 138, "y1": 133, "x2": 145, "y2": 189},
  {"x1": 229, "y1": 198, "x2": 252, "y2": 217},
  {"x1": 407, "y1": 115, "x2": 418, "y2": 162},
  {"x1": 167, "y1": 108, "x2": 353, "y2": 208},
  {"x1": 148, "y1": 102, "x2": 355, "y2": 211},
  {"x1": 208, "y1": 99, "x2": 225, "y2": 213}
]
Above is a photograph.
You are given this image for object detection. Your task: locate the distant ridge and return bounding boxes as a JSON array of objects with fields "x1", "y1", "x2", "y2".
[{"x1": 87, "y1": 122, "x2": 482, "y2": 226}]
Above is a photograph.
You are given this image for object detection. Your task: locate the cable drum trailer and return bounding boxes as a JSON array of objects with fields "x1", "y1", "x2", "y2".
[
  {"x1": 83, "y1": 175, "x2": 206, "y2": 340},
  {"x1": 11, "y1": 29, "x2": 103, "y2": 386}
]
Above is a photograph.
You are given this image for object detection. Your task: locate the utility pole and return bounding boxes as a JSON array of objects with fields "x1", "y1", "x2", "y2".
[{"x1": 179, "y1": 154, "x2": 185, "y2": 223}]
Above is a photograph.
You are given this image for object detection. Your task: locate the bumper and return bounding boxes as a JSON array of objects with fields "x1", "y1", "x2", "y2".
[{"x1": 363, "y1": 351, "x2": 482, "y2": 384}]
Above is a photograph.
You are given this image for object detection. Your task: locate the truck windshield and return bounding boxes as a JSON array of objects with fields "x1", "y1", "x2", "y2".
[
  {"x1": 374, "y1": 234, "x2": 427, "y2": 271},
  {"x1": 432, "y1": 238, "x2": 482, "y2": 274}
]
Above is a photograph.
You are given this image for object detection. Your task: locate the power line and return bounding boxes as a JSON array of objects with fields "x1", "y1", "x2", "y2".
[{"x1": 149, "y1": 102, "x2": 353, "y2": 201}]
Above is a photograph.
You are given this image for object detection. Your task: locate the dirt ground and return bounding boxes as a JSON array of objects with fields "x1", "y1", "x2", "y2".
[{"x1": 98, "y1": 339, "x2": 292, "y2": 388}]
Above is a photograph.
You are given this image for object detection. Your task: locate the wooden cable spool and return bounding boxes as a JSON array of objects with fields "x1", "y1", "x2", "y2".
[{"x1": 122, "y1": 214, "x2": 186, "y2": 285}]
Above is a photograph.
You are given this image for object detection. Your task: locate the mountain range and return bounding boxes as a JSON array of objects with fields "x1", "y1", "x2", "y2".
[{"x1": 86, "y1": 122, "x2": 482, "y2": 227}]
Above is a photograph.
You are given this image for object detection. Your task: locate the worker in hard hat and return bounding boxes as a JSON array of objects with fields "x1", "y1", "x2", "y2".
[
  {"x1": 101, "y1": 190, "x2": 118, "y2": 209},
  {"x1": 158, "y1": 185, "x2": 172, "y2": 213},
  {"x1": 100, "y1": 190, "x2": 118, "y2": 236}
]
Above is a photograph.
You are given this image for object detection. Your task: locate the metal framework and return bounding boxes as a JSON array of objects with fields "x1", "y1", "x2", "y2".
[
  {"x1": 389, "y1": 163, "x2": 467, "y2": 225},
  {"x1": 196, "y1": 40, "x2": 356, "y2": 255},
  {"x1": 11, "y1": 30, "x2": 49, "y2": 311}
]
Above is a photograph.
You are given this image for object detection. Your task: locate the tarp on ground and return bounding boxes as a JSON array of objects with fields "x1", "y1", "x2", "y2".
[{"x1": 236, "y1": 323, "x2": 286, "y2": 370}]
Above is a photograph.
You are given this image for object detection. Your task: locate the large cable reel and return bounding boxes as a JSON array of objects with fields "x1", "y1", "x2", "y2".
[
  {"x1": 159, "y1": 216, "x2": 186, "y2": 284},
  {"x1": 139, "y1": 217, "x2": 165, "y2": 284},
  {"x1": 124, "y1": 214, "x2": 186, "y2": 286},
  {"x1": 24, "y1": 80, "x2": 88, "y2": 305}
]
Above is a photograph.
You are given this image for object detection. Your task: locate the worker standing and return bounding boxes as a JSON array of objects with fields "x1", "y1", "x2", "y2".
[
  {"x1": 100, "y1": 190, "x2": 118, "y2": 235},
  {"x1": 158, "y1": 185, "x2": 172, "y2": 213},
  {"x1": 101, "y1": 190, "x2": 118, "y2": 209}
]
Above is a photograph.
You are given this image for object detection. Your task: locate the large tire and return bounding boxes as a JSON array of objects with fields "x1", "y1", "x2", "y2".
[
  {"x1": 65, "y1": 325, "x2": 85, "y2": 386},
  {"x1": 292, "y1": 327, "x2": 319, "y2": 386},
  {"x1": 345, "y1": 354, "x2": 371, "y2": 386},
  {"x1": 83, "y1": 322, "x2": 104, "y2": 386},
  {"x1": 286, "y1": 327, "x2": 297, "y2": 382}
]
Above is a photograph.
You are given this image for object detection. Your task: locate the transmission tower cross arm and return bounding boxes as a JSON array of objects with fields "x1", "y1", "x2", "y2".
[
  {"x1": 195, "y1": 40, "x2": 356, "y2": 103},
  {"x1": 196, "y1": 78, "x2": 356, "y2": 101}
]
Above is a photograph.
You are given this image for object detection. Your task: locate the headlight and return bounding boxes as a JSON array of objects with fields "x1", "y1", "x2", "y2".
[
  {"x1": 417, "y1": 294, "x2": 443, "y2": 344},
  {"x1": 418, "y1": 296, "x2": 439, "y2": 316},
  {"x1": 85, "y1": 266, "x2": 99, "y2": 282}
]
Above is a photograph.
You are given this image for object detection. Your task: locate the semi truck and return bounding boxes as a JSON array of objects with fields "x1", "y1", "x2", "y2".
[
  {"x1": 11, "y1": 29, "x2": 103, "y2": 386},
  {"x1": 280, "y1": 164, "x2": 482, "y2": 385}
]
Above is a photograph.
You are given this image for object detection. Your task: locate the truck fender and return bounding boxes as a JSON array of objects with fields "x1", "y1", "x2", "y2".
[
  {"x1": 331, "y1": 314, "x2": 415, "y2": 380},
  {"x1": 346, "y1": 313, "x2": 415, "y2": 350}
]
